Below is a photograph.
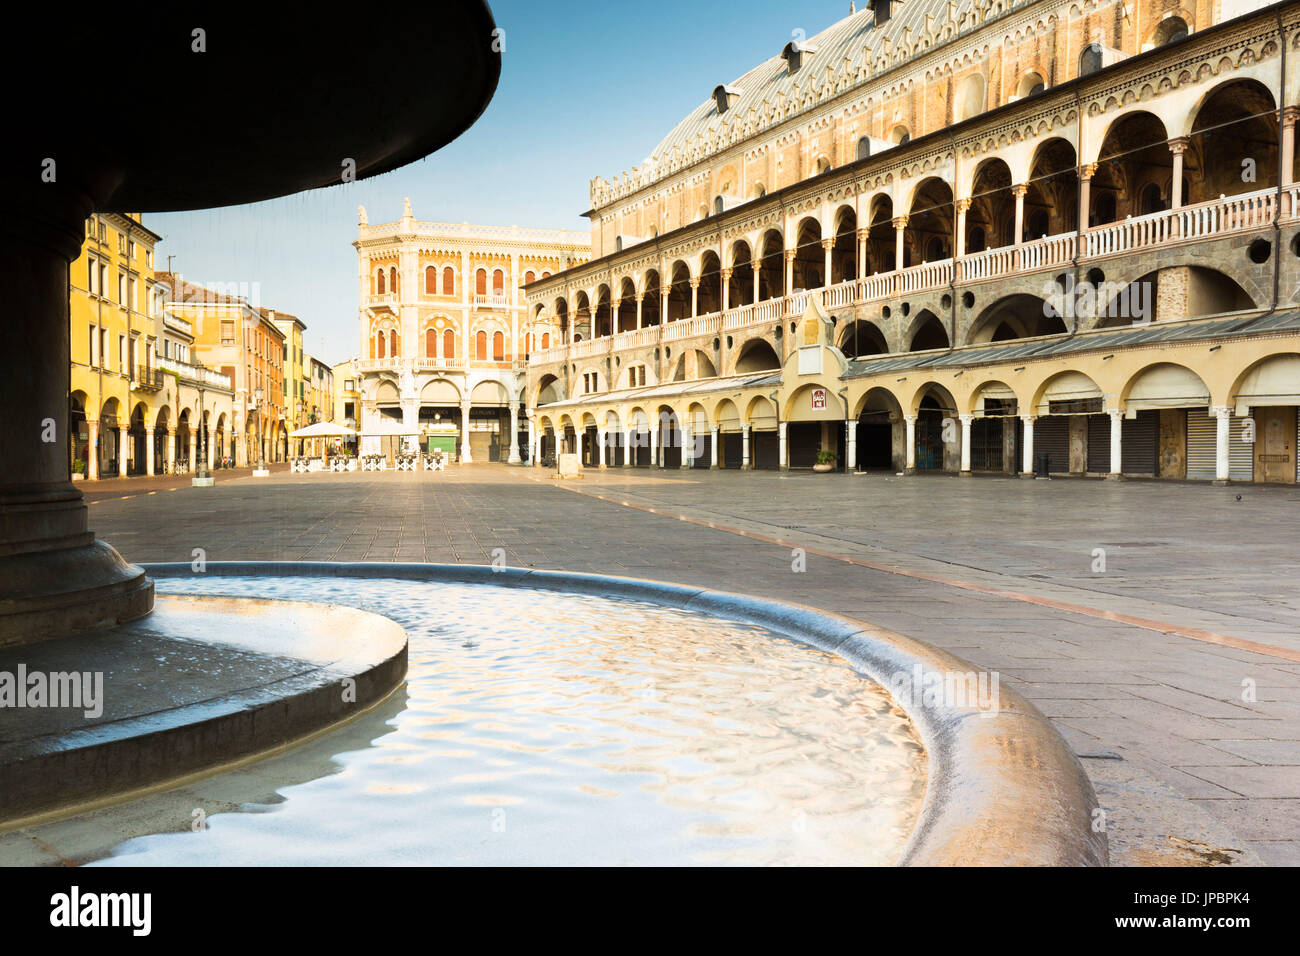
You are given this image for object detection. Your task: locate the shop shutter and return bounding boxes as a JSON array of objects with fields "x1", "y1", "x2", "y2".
[
  {"x1": 1086, "y1": 414, "x2": 1110, "y2": 473},
  {"x1": 1121, "y1": 410, "x2": 1159, "y2": 475},
  {"x1": 1186, "y1": 408, "x2": 1252, "y2": 480},
  {"x1": 787, "y1": 423, "x2": 820, "y2": 468},
  {"x1": 752, "y1": 430, "x2": 779, "y2": 469},
  {"x1": 723, "y1": 433, "x2": 742, "y2": 469},
  {"x1": 693, "y1": 433, "x2": 712, "y2": 468},
  {"x1": 1036, "y1": 416, "x2": 1070, "y2": 473}
]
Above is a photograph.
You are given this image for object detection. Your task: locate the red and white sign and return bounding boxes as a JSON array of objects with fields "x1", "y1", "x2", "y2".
[{"x1": 810, "y1": 388, "x2": 827, "y2": 410}]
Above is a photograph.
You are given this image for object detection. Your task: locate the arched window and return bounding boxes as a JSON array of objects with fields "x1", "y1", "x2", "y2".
[
  {"x1": 389, "y1": 330, "x2": 398, "y2": 357},
  {"x1": 815, "y1": 157, "x2": 832, "y2": 175},
  {"x1": 1152, "y1": 16, "x2": 1188, "y2": 48},
  {"x1": 969, "y1": 227, "x2": 986, "y2": 254},
  {"x1": 1016, "y1": 72, "x2": 1046, "y2": 99},
  {"x1": 925, "y1": 237, "x2": 946, "y2": 262},
  {"x1": 541, "y1": 333, "x2": 550, "y2": 349},
  {"x1": 1079, "y1": 43, "x2": 1103, "y2": 77},
  {"x1": 475, "y1": 330, "x2": 487, "y2": 360},
  {"x1": 369, "y1": 336, "x2": 376, "y2": 359},
  {"x1": 1140, "y1": 183, "x2": 1165, "y2": 215},
  {"x1": 442, "y1": 267, "x2": 454, "y2": 294},
  {"x1": 524, "y1": 270, "x2": 535, "y2": 284},
  {"x1": 856, "y1": 137, "x2": 871, "y2": 161},
  {"x1": 492, "y1": 269, "x2": 504, "y2": 295},
  {"x1": 443, "y1": 328, "x2": 455, "y2": 358},
  {"x1": 492, "y1": 331, "x2": 504, "y2": 360},
  {"x1": 713, "y1": 195, "x2": 725, "y2": 215},
  {"x1": 425, "y1": 266, "x2": 436, "y2": 294},
  {"x1": 526, "y1": 332, "x2": 534, "y2": 354},
  {"x1": 377, "y1": 332, "x2": 386, "y2": 358},
  {"x1": 376, "y1": 270, "x2": 386, "y2": 294},
  {"x1": 425, "y1": 328, "x2": 436, "y2": 357},
  {"x1": 542, "y1": 271, "x2": 551, "y2": 278},
  {"x1": 476, "y1": 269, "x2": 487, "y2": 295},
  {"x1": 1093, "y1": 193, "x2": 1117, "y2": 225},
  {"x1": 1027, "y1": 209, "x2": 1050, "y2": 239},
  {"x1": 389, "y1": 267, "x2": 398, "y2": 295}
]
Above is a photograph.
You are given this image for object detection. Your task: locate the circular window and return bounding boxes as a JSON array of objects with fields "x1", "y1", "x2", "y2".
[
  {"x1": 962, "y1": 292, "x2": 975, "y2": 310},
  {"x1": 1249, "y1": 239, "x2": 1272, "y2": 264},
  {"x1": 882, "y1": 306, "x2": 892, "y2": 319},
  {"x1": 901, "y1": 302, "x2": 911, "y2": 317},
  {"x1": 941, "y1": 293, "x2": 952, "y2": 310},
  {"x1": 1086, "y1": 268, "x2": 1105, "y2": 287}
]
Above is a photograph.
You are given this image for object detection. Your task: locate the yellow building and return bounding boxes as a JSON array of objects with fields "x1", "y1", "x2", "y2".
[
  {"x1": 69, "y1": 214, "x2": 234, "y2": 479},
  {"x1": 270, "y1": 311, "x2": 308, "y2": 435}
]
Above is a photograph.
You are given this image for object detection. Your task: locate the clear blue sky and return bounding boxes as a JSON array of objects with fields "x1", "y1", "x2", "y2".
[{"x1": 145, "y1": 1, "x2": 853, "y2": 365}]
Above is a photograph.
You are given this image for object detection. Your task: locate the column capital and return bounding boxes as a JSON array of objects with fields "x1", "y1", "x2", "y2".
[
  {"x1": 1020, "y1": 413, "x2": 1037, "y2": 424},
  {"x1": 1011, "y1": 184, "x2": 1029, "y2": 199},
  {"x1": 1210, "y1": 405, "x2": 1233, "y2": 420},
  {"x1": 720, "y1": 267, "x2": 732, "y2": 280},
  {"x1": 1167, "y1": 136, "x2": 1191, "y2": 154},
  {"x1": 689, "y1": 277, "x2": 700, "y2": 290},
  {"x1": 1108, "y1": 407, "x2": 1123, "y2": 419},
  {"x1": 784, "y1": 249, "x2": 798, "y2": 262},
  {"x1": 661, "y1": 286, "x2": 671, "y2": 298},
  {"x1": 821, "y1": 238, "x2": 835, "y2": 251},
  {"x1": 954, "y1": 198, "x2": 972, "y2": 214},
  {"x1": 892, "y1": 216, "x2": 909, "y2": 230},
  {"x1": 959, "y1": 413, "x2": 974, "y2": 423},
  {"x1": 904, "y1": 413, "x2": 918, "y2": 423},
  {"x1": 856, "y1": 227, "x2": 870, "y2": 241},
  {"x1": 635, "y1": 292, "x2": 643, "y2": 303},
  {"x1": 1283, "y1": 105, "x2": 1300, "y2": 126}
]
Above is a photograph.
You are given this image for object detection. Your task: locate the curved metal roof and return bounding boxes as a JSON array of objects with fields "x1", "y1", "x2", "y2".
[{"x1": 645, "y1": 0, "x2": 978, "y2": 165}]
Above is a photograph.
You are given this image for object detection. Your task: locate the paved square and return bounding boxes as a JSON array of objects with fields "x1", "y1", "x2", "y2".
[{"x1": 85, "y1": 465, "x2": 1300, "y2": 865}]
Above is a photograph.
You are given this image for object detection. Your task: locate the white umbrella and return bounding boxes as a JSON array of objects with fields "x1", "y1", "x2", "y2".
[
  {"x1": 360, "y1": 419, "x2": 420, "y2": 436},
  {"x1": 289, "y1": 421, "x2": 357, "y2": 438}
]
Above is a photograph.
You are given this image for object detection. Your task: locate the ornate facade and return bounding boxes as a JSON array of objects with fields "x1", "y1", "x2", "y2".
[
  {"x1": 523, "y1": 0, "x2": 1300, "y2": 484},
  {"x1": 353, "y1": 200, "x2": 589, "y2": 460}
]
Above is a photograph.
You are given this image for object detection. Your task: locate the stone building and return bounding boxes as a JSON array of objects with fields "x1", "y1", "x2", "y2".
[
  {"x1": 523, "y1": 0, "x2": 1300, "y2": 484},
  {"x1": 353, "y1": 200, "x2": 589, "y2": 461}
]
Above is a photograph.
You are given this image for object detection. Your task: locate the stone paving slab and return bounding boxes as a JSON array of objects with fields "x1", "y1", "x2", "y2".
[{"x1": 79, "y1": 464, "x2": 1300, "y2": 866}]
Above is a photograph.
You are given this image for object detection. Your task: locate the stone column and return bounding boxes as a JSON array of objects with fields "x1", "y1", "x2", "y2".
[
  {"x1": 720, "y1": 268, "x2": 731, "y2": 311},
  {"x1": 689, "y1": 278, "x2": 699, "y2": 318},
  {"x1": 1012, "y1": 184, "x2": 1028, "y2": 268},
  {"x1": 1212, "y1": 405, "x2": 1232, "y2": 485},
  {"x1": 846, "y1": 419, "x2": 858, "y2": 473},
  {"x1": 822, "y1": 238, "x2": 834, "y2": 287},
  {"x1": 597, "y1": 428, "x2": 606, "y2": 468},
  {"x1": 527, "y1": 412, "x2": 536, "y2": 465},
  {"x1": 624, "y1": 424, "x2": 635, "y2": 467},
  {"x1": 904, "y1": 413, "x2": 917, "y2": 474},
  {"x1": 1283, "y1": 107, "x2": 1300, "y2": 216},
  {"x1": 856, "y1": 228, "x2": 868, "y2": 280},
  {"x1": 1079, "y1": 164, "x2": 1096, "y2": 230},
  {"x1": 117, "y1": 425, "x2": 128, "y2": 476},
  {"x1": 86, "y1": 420, "x2": 100, "y2": 480},
  {"x1": 660, "y1": 287, "x2": 670, "y2": 326},
  {"x1": 146, "y1": 427, "x2": 156, "y2": 476},
  {"x1": 680, "y1": 426, "x2": 692, "y2": 469},
  {"x1": 893, "y1": 217, "x2": 907, "y2": 273},
  {"x1": 460, "y1": 401, "x2": 473, "y2": 463},
  {"x1": 710, "y1": 426, "x2": 719, "y2": 469},
  {"x1": 1020, "y1": 414, "x2": 1036, "y2": 477},
  {"x1": 1107, "y1": 408, "x2": 1124, "y2": 480},
  {"x1": 742, "y1": 423, "x2": 751, "y2": 469},
  {"x1": 959, "y1": 414, "x2": 973, "y2": 476},
  {"x1": 635, "y1": 293, "x2": 643, "y2": 330},
  {"x1": 778, "y1": 421, "x2": 788, "y2": 471},
  {"x1": 508, "y1": 404, "x2": 521, "y2": 463},
  {"x1": 954, "y1": 199, "x2": 970, "y2": 262},
  {"x1": 753, "y1": 266, "x2": 762, "y2": 304},
  {"x1": 649, "y1": 421, "x2": 658, "y2": 468},
  {"x1": 784, "y1": 249, "x2": 795, "y2": 294},
  {"x1": 188, "y1": 430, "x2": 198, "y2": 474},
  {"x1": 1168, "y1": 138, "x2": 1189, "y2": 210},
  {"x1": 167, "y1": 428, "x2": 177, "y2": 474}
]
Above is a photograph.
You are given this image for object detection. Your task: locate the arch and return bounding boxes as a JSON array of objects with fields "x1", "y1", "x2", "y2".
[
  {"x1": 1121, "y1": 362, "x2": 1210, "y2": 410},
  {"x1": 791, "y1": 216, "x2": 823, "y2": 290},
  {"x1": 535, "y1": 373, "x2": 563, "y2": 406},
  {"x1": 967, "y1": 157, "x2": 1014, "y2": 251},
  {"x1": 471, "y1": 380, "x2": 509, "y2": 406},
  {"x1": 836, "y1": 319, "x2": 888, "y2": 358},
  {"x1": 890, "y1": 125, "x2": 911, "y2": 145},
  {"x1": 475, "y1": 329, "x2": 488, "y2": 360},
  {"x1": 954, "y1": 72, "x2": 985, "y2": 122},
  {"x1": 425, "y1": 327, "x2": 436, "y2": 357},
  {"x1": 757, "y1": 228, "x2": 785, "y2": 298},
  {"x1": 1015, "y1": 71, "x2": 1045, "y2": 99},
  {"x1": 1188, "y1": 79, "x2": 1278, "y2": 201},
  {"x1": 376, "y1": 269, "x2": 386, "y2": 295},
  {"x1": 697, "y1": 250, "x2": 722, "y2": 316},
  {"x1": 905, "y1": 177, "x2": 953, "y2": 266},
  {"x1": 442, "y1": 266, "x2": 455, "y2": 294},
  {"x1": 968, "y1": 294, "x2": 1066, "y2": 344},
  {"x1": 666, "y1": 261, "x2": 691, "y2": 322},
  {"x1": 855, "y1": 136, "x2": 871, "y2": 161},
  {"x1": 909, "y1": 381, "x2": 958, "y2": 416},
  {"x1": 443, "y1": 328, "x2": 456, "y2": 358},
  {"x1": 421, "y1": 377, "x2": 461, "y2": 404},
  {"x1": 374, "y1": 380, "x2": 400, "y2": 404},
  {"x1": 475, "y1": 268, "x2": 487, "y2": 296},
  {"x1": 734, "y1": 337, "x2": 780, "y2": 373},
  {"x1": 492, "y1": 269, "x2": 504, "y2": 295},
  {"x1": 714, "y1": 398, "x2": 741, "y2": 432},
  {"x1": 1095, "y1": 267, "x2": 1254, "y2": 328},
  {"x1": 425, "y1": 265, "x2": 436, "y2": 294},
  {"x1": 1148, "y1": 15, "x2": 1189, "y2": 50},
  {"x1": 1079, "y1": 43, "x2": 1103, "y2": 77},
  {"x1": 968, "y1": 379, "x2": 1020, "y2": 416},
  {"x1": 1230, "y1": 353, "x2": 1300, "y2": 408},
  {"x1": 866, "y1": 194, "x2": 895, "y2": 272},
  {"x1": 1092, "y1": 111, "x2": 1171, "y2": 225},
  {"x1": 1026, "y1": 137, "x2": 1079, "y2": 237},
  {"x1": 728, "y1": 240, "x2": 754, "y2": 307},
  {"x1": 492, "y1": 330, "x2": 505, "y2": 361},
  {"x1": 906, "y1": 310, "x2": 949, "y2": 351},
  {"x1": 745, "y1": 395, "x2": 777, "y2": 429},
  {"x1": 1032, "y1": 370, "x2": 1104, "y2": 414}
]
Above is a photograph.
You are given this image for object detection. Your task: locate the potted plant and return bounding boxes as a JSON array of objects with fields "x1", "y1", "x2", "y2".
[
  {"x1": 71, "y1": 458, "x2": 86, "y2": 480},
  {"x1": 812, "y1": 450, "x2": 836, "y2": 473}
]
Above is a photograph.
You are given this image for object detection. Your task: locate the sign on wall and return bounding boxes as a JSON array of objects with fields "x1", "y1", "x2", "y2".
[{"x1": 811, "y1": 388, "x2": 827, "y2": 410}]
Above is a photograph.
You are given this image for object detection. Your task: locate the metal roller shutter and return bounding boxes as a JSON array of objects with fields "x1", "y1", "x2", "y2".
[
  {"x1": 723, "y1": 433, "x2": 742, "y2": 469},
  {"x1": 1186, "y1": 408, "x2": 1252, "y2": 480},
  {"x1": 752, "y1": 431, "x2": 779, "y2": 469},
  {"x1": 1036, "y1": 416, "x2": 1070, "y2": 473},
  {"x1": 692, "y1": 434, "x2": 712, "y2": 468},
  {"x1": 1122, "y1": 410, "x2": 1159, "y2": 475},
  {"x1": 1086, "y1": 414, "x2": 1109, "y2": 473},
  {"x1": 787, "y1": 423, "x2": 820, "y2": 468}
]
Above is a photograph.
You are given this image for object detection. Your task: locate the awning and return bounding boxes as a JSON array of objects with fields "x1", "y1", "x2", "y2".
[{"x1": 289, "y1": 421, "x2": 357, "y2": 438}]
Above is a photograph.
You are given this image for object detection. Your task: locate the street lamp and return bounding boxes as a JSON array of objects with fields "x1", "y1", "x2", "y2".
[
  {"x1": 193, "y1": 381, "x2": 214, "y2": 486},
  {"x1": 253, "y1": 385, "x2": 268, "y2": 476}
]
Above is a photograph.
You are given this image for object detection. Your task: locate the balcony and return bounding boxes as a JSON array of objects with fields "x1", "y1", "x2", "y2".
[
  {"x1": 367, "y1": 293, "x2": 399, "y2": 312},
  {"x1": 132, "y1": 366, "x2": 164, "y2": 391},
  {"x1": 528, "y1": 186, "x2": 1286, "y2": 371},
  {"x1": 156, "y1": 356, "x2": 233, "y2": 390},
  {"x1": 473, "y1": 293, "x2": 511, "y2": 310}
]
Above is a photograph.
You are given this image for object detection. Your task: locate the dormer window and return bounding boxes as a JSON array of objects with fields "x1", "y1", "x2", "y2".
[
  {"x1": 868, "y1": 0, "x2": 893, "y2": 27},
  {"x1": 781, "y1": 40, "x2": 816, "y2": 74},
  {"x1": 713, "y1": 84, "x2": 742, "y2": 114}
]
